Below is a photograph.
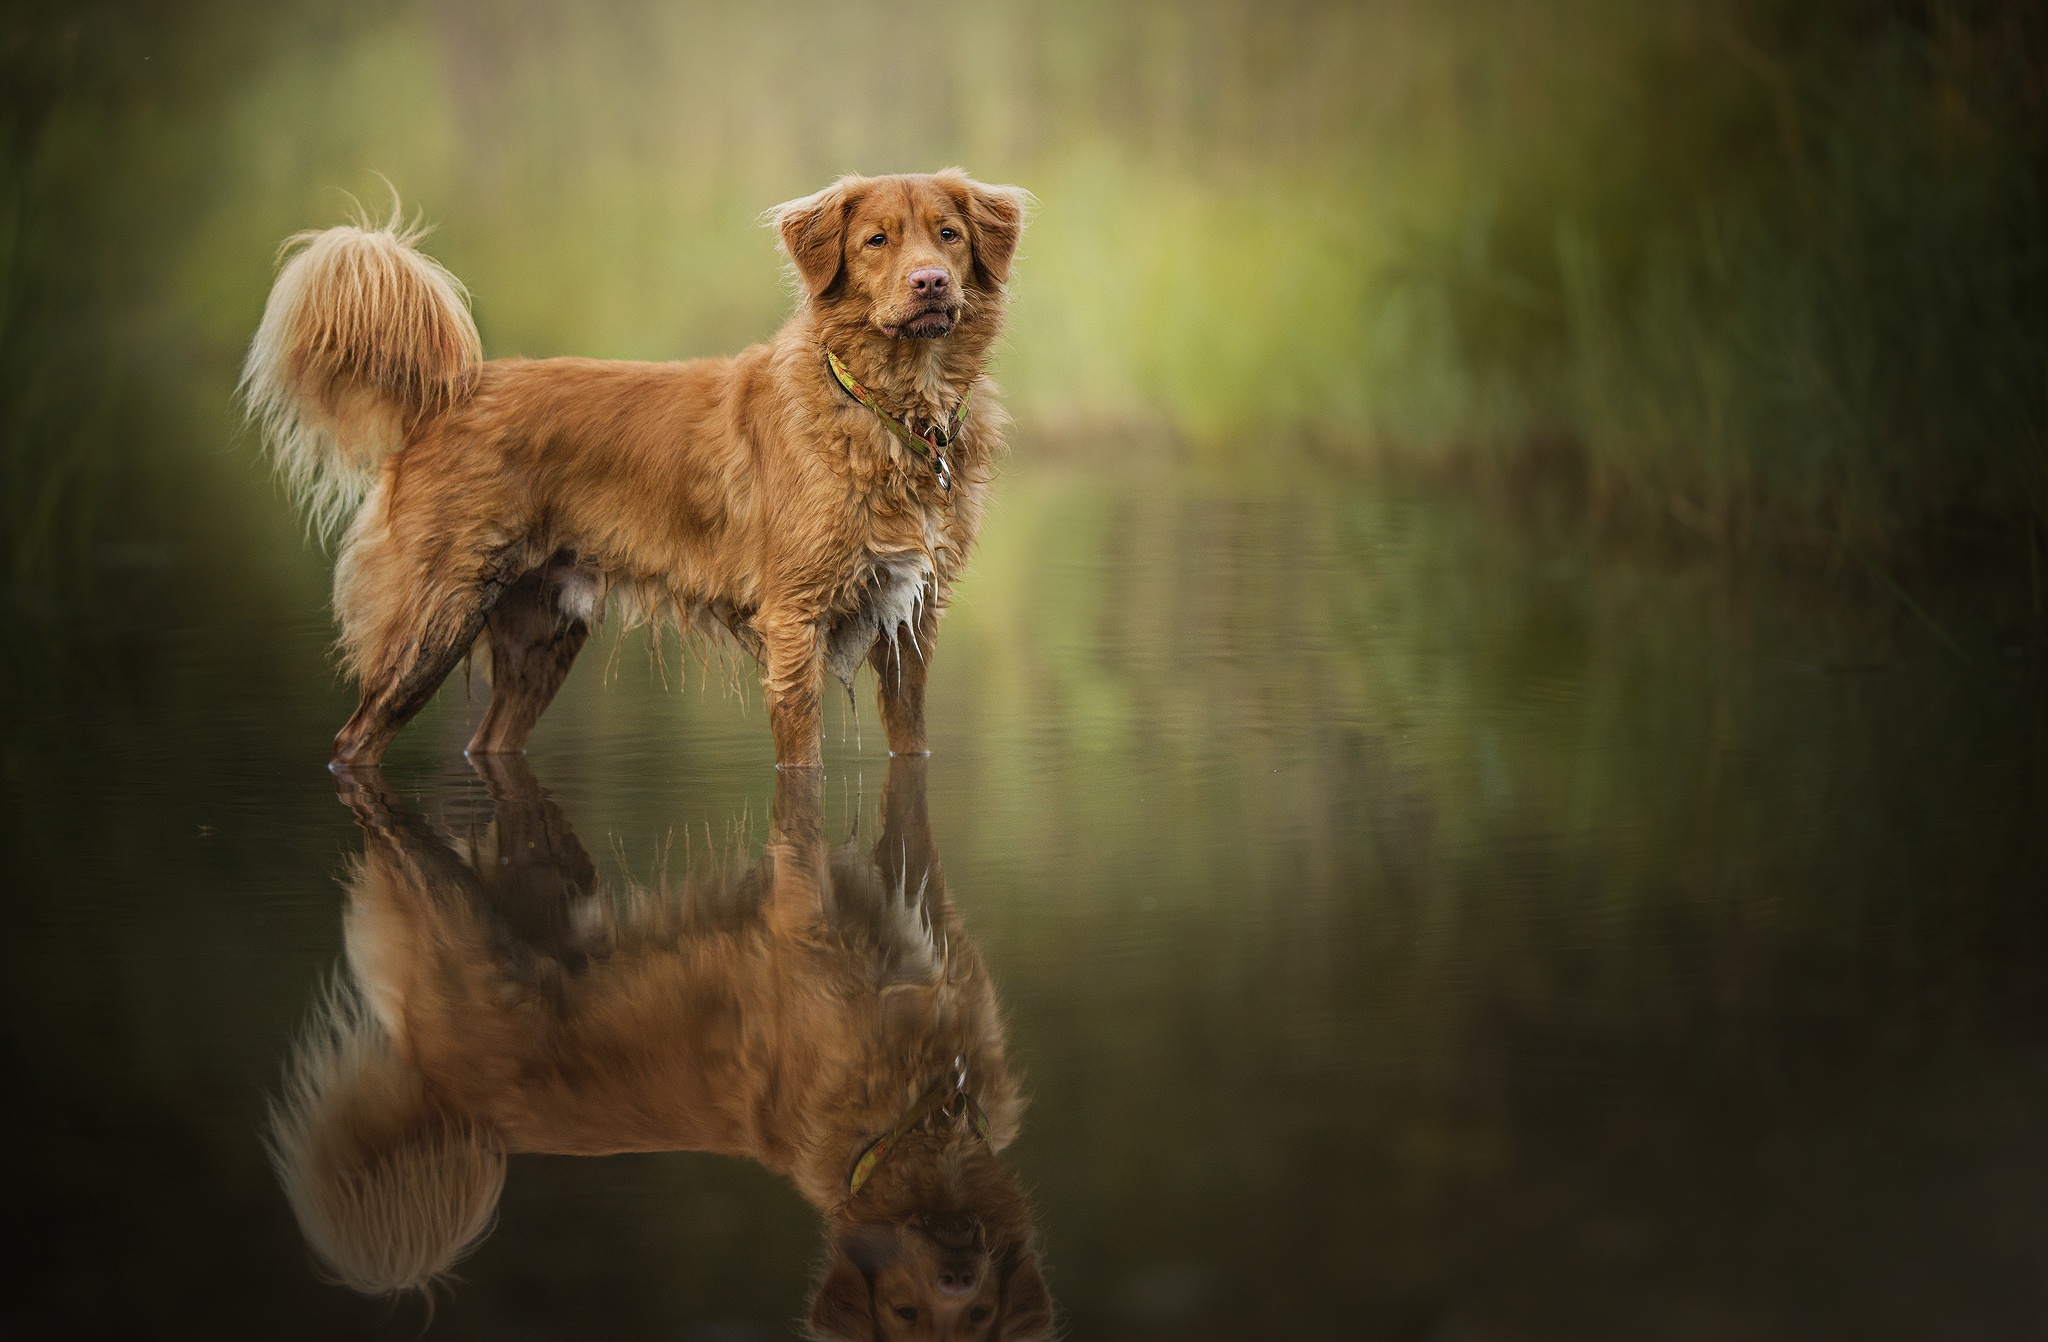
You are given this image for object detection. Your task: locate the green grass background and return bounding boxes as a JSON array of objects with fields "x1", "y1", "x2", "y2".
[{"x1": 4, "y1": 0, "x2": 2044, "y2": 593}]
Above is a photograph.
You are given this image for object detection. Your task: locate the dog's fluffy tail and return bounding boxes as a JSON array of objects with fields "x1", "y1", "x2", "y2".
[
  {"x1": 241, "y1": 202, "x2": 481, "y2": 541},
  {"x1": 265, "y1": 971, "x2": 507, "y2": 1299}
]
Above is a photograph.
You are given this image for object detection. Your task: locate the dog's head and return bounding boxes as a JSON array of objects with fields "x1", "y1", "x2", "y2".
[
  {"x1": 808, "y1": 1133, "x2": 1053, "y2": 1341},
  {"x1": 772, "y1": 171, "x2": 1029, "y2": 342}
]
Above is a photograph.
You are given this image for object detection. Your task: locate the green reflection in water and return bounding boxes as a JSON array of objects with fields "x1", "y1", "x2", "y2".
[{"x1": 4, "y1": 453, "x2": 2044, "y2": 1337}]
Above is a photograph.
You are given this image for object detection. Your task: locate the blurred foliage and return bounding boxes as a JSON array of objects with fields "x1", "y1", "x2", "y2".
[
  {"x1": 0, "y1": 0, "x2": 372, "y2": 606},
  {"x1": 3, "y1": 0, "x2": 2046, "y2": 595}
]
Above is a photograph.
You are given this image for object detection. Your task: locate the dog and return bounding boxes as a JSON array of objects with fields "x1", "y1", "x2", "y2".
[
  {"x1": 267, "y1": 755, "x2": 1053, "y2": 1339},
  {"x1": 241, "y1": 171, "x2": 1028, "y2": 768}
]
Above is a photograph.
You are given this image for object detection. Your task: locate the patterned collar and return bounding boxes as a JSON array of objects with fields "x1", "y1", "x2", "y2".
[
  {"x1": 825, "y1": 348, "x2": 970, "y2": 493},
  {"x1": 846, "y1": 1055, "x2": 992, "y2": 1198}
]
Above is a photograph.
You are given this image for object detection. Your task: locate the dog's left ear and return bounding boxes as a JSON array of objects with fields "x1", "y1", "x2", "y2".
[
  {"x1": 938, "y1": 170, "x2": 1030, "y2": 291},
  {"x1": 771, "y1": 178, "x2": 859, "y2": 298}
]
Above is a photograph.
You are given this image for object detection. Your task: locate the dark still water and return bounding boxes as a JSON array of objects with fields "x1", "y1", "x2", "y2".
[{"x1": 4, "y1": 461, "x2": 2045, "y2": 1340}]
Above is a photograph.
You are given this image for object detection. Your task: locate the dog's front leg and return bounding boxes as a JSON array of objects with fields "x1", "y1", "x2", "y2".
[
  {"x1": 760, "y1": 612, "x2": 825, "y2": 769},
  {"x1": 762, "y1": 762, "x2": 829, "y2": 934},
  {"x1": 868, "y1": 594, "x2": 939, "y2": 756}
]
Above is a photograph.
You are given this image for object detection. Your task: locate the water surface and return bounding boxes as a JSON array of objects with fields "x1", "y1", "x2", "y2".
[{"x1": 5, "y1": 460, "x2": 2045, "y2": 1339}]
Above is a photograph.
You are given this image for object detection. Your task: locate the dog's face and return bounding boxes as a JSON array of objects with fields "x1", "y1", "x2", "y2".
[
  {"x1": 775, "y1": 171, "x2": 1028, "y2": 341},
  {"x1": 809, "y1": 1132, "x2": 1052, "y2": 1341},
  {"x1": 811, "y1": 1219, "x2": 1051, "y2": 1341}
]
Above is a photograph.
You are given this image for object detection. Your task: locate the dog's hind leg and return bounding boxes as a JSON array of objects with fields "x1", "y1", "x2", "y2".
[
  {"x1": 467, "y1": 560, "x2": 593, "y2": 756},
  {"x1": 332, "y1": 575, "x2": 508, "y2": 768}
]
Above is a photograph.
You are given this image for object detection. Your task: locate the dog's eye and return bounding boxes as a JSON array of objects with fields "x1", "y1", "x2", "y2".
[
  {"x1": 866, "y1": 233, "x2": 888, "y2": 248},
  {"x1": 894, "y1": 1305, "x2": 918, "y2": 1321},
  {"x1": 939, "y1": 227, "x2": 958, "y2": 241},
  {"x1": 969, "y1": 1306, "x2": 991, "y2": 1322}
]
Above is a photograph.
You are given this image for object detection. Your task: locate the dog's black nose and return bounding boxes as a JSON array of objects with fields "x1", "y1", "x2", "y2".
[
  {"x1": 935, "y1": 1264, "x2": 978, "y2": 1296},
  {"x1": 908, "y1": 267, "x2": 950, "y2": 296}
]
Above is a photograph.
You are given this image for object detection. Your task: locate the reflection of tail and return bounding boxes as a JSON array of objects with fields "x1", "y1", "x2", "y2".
[
  {"x1": 265, "y1": 976, "x2": 505, "y2": 1298},
  {"x1": 240, "y1": 200, "x2": 481, "y2": 540}
]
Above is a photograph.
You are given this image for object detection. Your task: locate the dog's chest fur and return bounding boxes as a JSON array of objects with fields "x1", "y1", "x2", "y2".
[
  {"x1": 824, "y1": 549, "x2": 933, "y2": 688},
  {"x1": 814, "y1": 429, "x2": 971, "y2": 689}
]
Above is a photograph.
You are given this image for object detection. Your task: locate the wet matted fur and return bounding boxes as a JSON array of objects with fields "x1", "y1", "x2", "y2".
[
  {"x1": 268, "y1": 757, "x2": 1052, "y2": 1339},
  {"x1": 241, "y1": 172, "x2": 1028, "y2": 767}
]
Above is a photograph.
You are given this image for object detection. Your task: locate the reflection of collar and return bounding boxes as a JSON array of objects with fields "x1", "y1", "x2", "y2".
[
  {"x1": 847, "y1": 1055, "x2": 992, "y2": 1197},
  {"x1": 825, "y1": 348, "x2": 968, "y2": 493}
]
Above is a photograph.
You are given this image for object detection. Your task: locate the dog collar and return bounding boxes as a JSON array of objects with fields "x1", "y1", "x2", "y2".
[
  {"x1": 847, "y1": 1055, "x2": 993, "y2": 1198},
  {"x1": 825, "y1": 349, "x2": 969, "y2": 493}
]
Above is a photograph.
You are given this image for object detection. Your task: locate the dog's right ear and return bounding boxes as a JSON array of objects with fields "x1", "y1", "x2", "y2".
[
  {"x1": 771, "y1": 179, "x2": 859, "y2": 299},
  {"x1": 807, "y1": 1253, "x2": 873, "y2": 1340},
  {"x1": 998, "y1": 1248, "x2": 1055, "y2": 1340}
]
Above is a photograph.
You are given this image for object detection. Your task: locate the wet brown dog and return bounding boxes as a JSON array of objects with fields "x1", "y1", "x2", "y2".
[
  {"x1": 269, "y1": 757, "x2": 1052, "y2": 1338},
  {"x1": 242, "y1": 172, "x2": 1027, "y2": 768}
]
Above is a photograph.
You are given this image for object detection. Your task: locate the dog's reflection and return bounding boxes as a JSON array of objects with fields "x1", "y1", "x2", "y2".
[{"x1": 269, "y1": 757, "x2": 1051, "y2": 1340}]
